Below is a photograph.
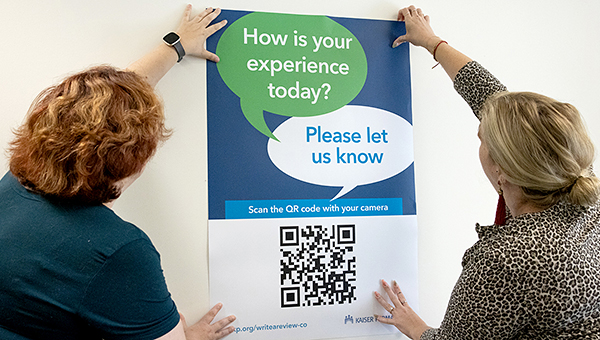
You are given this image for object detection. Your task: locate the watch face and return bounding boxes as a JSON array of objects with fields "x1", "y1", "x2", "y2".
[{"x1": 163, "y1": 32, "x2": 180, "y2": 45}]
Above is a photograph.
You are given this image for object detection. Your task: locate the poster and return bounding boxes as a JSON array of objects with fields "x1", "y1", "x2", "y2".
[{"x1": 207, "y1": 10, "x2": 416, "y2": 340}]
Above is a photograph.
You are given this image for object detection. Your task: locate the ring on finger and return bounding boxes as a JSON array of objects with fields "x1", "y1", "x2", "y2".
[
  {"x1": 389, "y1": 307, "x2": 395, "y2": 313},
  {"x1": 400, "y1": 300, "x2": 407, "y2": 305}
]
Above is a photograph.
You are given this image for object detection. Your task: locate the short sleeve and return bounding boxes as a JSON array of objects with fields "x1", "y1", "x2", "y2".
[
  {"x1": 453, "y1": 61, "x2": 508, "y2": 120},
  {"x1": 79, "y1": 238, "x2": 180, "y2": 340}
]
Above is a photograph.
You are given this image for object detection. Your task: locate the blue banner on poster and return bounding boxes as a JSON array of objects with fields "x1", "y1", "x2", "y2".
[
  {"x1": 226, "y1": 198, "x2": 403, "y2": 219},
  {"x1": 206, "y1": 10, "x2": 414, "y2": 219}
]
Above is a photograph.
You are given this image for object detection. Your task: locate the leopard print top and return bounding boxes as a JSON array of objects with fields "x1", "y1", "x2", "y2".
[{"x1": 421, "y1": 61, "x2": 600, "y2": 339}]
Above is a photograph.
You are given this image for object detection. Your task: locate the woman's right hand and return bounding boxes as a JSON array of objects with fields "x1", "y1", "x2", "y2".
[
  {"x1": 392, "y1": 6, "x2": 441, "y2": 53},
  {"x1": 181, "y1": 303, "x2": 236, "y2": 340},
  {"x1": 175, "y1": 6, "x2": 227, "y2": 63}
]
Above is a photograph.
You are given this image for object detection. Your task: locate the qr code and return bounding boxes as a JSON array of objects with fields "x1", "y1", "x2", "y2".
[{"x1": 279, "y1": 224, "x2": 357, "y2": 308}]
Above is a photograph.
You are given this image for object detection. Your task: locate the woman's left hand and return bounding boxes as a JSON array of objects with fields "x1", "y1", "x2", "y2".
[
  {"x1": 181, "y1": 303, "x2": 236, "y2": 340},
  {"x1": 176, "y1": 5, "x2": 227, "y2": 62},
  {"x1": 374, "y1": 279, "x2": 430, "y2": 340}
]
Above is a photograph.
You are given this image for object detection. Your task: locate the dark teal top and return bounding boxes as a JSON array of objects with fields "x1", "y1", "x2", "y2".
[{"x1": 0, "y1": 172, "x2": 180, "y2": 339}]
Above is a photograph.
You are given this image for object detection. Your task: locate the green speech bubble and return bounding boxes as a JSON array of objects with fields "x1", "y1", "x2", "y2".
[{"x1": 216, "y1": 12, "x2": 368, "y2": 140}]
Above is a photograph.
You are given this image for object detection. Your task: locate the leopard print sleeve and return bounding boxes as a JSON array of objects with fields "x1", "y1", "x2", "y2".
[{"x1": 453, "y1": 61, "x2": 508, "y2": 120}]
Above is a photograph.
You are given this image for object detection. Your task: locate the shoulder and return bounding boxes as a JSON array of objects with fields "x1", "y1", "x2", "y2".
[
  {"x1": 511, "y1": 200, "x2": 600, "y2": 245},
  {"x1": 463, "y1": 223, "x2": 521, "y2": 270},
  {"x1": 466, "y1": 201, "x2": 600, "y2": 278},
  {"x1": 462, "y1": 218, "x2": 556, "y2": 281},
  {"x1": 44, "y1": 198, "x2": 154, "y2": 258},
  {"x1": 1, "y1": 170, "x2": 151, "y2": 252}
]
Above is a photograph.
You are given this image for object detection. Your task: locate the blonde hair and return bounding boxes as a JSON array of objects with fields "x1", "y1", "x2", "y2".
[{"x1": 479, "y1": 91, "x2": 599, "y2": 208}]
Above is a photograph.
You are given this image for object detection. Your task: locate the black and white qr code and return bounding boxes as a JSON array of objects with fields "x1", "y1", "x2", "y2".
[{"x1": 279, "y1": 224, "x2": 357, "y2": 308}]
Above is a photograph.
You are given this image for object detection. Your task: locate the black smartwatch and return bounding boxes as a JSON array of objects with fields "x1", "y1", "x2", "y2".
[{"x1": 163, "y1": 32, "x2": 185, "y2": 62}]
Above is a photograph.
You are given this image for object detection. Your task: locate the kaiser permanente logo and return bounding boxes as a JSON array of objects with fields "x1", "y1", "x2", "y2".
[{"x1": 344, "y1": 314, "x2": 391, "y2": 324}]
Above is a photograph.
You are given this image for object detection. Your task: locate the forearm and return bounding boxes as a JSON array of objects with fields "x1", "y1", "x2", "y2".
[
  {"x1": 424, "y1": 38, "x2": 472, "y2": 82},
  {"x1": 418, "y1": 35, "x2": 507, "y2": 118},
  {"x1": 125, "y1": 6, "x2": 226, "y2": 88},
  {"x1": 127, "y1": 43, "x2": 179, "y2": 88},
  {"x1": 156, "y1": 319, "x2": 186, "y2": 340}
]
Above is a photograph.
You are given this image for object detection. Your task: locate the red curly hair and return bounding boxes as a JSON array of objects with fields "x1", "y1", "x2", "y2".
[{"x1": 9, "y1": 65, "x2": 171, "y2": 204}]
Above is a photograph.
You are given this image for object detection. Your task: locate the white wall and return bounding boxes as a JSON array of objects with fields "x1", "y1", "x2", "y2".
[{"x1": 1, "y1": 1, "x2": 599, "y2": 339}]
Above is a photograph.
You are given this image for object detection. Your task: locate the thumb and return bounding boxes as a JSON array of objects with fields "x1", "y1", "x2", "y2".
[
  {"x1": 179, "y1": 313, "x2": 188, "y2": 329},
  {"x1": 202, "y1": 50, "x2": 220, "y2": 63},
  {"x1": 392, "y1": 35, "x2": 407, "y2": 48}
]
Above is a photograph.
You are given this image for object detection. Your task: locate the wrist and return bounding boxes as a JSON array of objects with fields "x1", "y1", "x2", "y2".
[
  {"x1": 425, "y1": 36, "x2": 443, "y2": 54},
  {"x1": 410, "y1": 325, "x2": 432, "y2": 340},
  {"x1": 163, "y1": 31, "x2": 186, "y2": 62}
]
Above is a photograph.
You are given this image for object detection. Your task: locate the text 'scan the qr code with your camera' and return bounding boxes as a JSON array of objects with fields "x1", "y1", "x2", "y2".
[{"x1": 279, "y1": 224, "x2": 357, "y2": 308}]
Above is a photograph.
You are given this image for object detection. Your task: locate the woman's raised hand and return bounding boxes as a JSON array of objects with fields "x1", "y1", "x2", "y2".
[
  {"x1": 392, "y1": 6, "x2": 440, "y2": 54},
  {"x1": 176, "y1": 6, "x2": 227, "y2": 62}
]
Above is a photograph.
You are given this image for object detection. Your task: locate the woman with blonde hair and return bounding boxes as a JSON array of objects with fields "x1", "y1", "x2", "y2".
[
  {"x1": 0, "y1": 5, "x2": 235, "y2": 340},
  {"x1": 374, "y1": 5, "x2": 600, "y2": 339}
]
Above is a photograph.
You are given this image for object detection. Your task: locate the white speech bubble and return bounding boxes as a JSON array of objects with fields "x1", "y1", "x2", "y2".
[{"x1": 267, "y1": 105, "x2": 414, "y2": 200}]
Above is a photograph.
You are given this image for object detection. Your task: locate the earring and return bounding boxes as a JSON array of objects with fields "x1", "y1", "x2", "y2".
[{"x1": 494, "y1": 186, "x2": 506, "y2": 225}]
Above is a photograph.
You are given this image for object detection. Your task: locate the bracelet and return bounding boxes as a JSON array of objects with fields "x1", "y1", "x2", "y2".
[
  {"x1": 432, "y1": 40, "x2": 448, "y2": 69},
  {"x1": 432, "y1": 40, "x2": 448, "y2": 61}
]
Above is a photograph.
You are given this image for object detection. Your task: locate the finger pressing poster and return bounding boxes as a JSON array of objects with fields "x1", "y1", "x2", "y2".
[{"x1": 207, "y1": 10, "x2": 416, "y2": 340}]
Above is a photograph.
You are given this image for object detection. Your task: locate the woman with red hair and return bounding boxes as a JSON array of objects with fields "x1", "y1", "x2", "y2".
[{"x1": 0, "y1": 5, "x2": 235, "y2": 340}]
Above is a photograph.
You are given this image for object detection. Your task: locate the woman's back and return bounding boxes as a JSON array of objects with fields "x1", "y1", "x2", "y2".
[
  {"x1": 0, "y1": 172, "x2": 178, "y2": 339},
  {"x1": 442, "y1": 199, "x2": 600, "y2": 338}
]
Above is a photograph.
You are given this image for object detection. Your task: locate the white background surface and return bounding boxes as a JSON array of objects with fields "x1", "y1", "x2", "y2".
[{"x1": 1, "y1": 1, "x2": 599, "y2": 339}]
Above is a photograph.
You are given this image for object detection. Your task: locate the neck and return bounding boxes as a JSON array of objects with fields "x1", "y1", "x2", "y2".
[
  {"x1": 509, "y1": 199, "x2": 543, "y2": 217},
  {"x1": 101, "y1": 172, "x2": 141, "y2": 210},
  {"x1": 502, "y1": 181, "x2": 544, "y2": 217}
]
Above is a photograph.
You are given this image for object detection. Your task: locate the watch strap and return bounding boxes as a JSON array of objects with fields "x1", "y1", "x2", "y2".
[{"x1": 173, "y1": 40, "x2": 185, "y2": 63}]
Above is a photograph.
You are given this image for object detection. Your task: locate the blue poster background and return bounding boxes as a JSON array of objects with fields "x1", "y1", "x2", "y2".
[{"x1": 207, "y1": 10, "x2": 413, "y2": 220}]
